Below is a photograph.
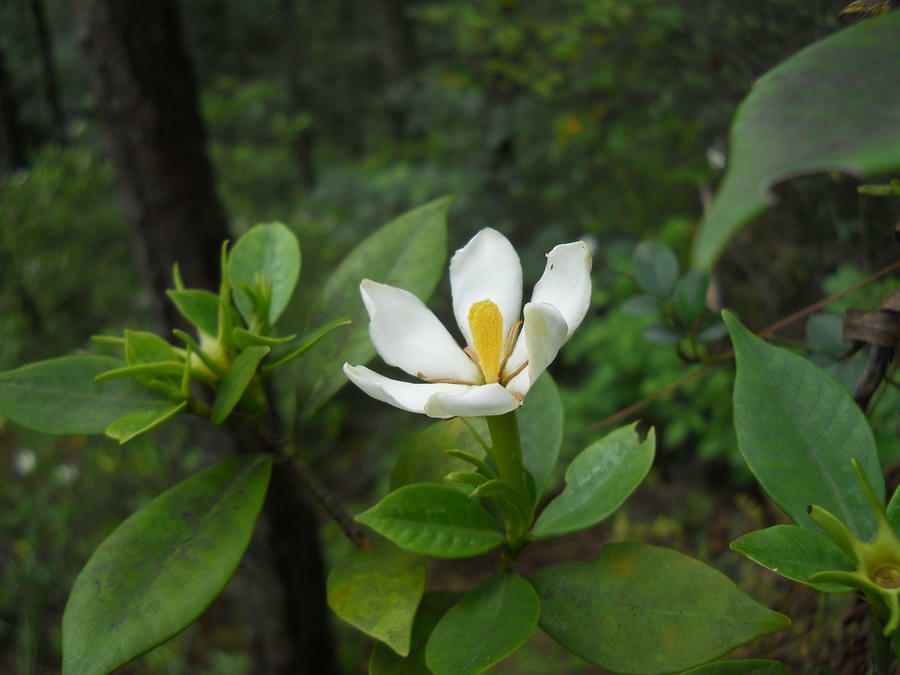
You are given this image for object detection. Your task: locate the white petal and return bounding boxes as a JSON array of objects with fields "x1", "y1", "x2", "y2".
[
  {"x1": 505, "y1": 303, "x2": 568, "y2": 398},
  {"x1": 361, "y1": 280, "x2": 479, "y2": 382},
  {"x1": 530, "y1": 241, "x2": 592, "y2": 337},
  {"x1": 424, "y1": 383, "x2": 521, "y2": 419},
  {"x1": 343, "y1": 364, "x2": 473, "y2": 416},
  {"x1": 450, "y1": 228, "x2": 523, "y2": 346}
]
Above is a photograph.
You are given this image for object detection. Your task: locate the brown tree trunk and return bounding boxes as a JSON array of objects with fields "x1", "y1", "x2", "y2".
[
  {"x1": 72, "y1": 2, "x2": 338, "y2": 673},
  {"x1": 28, "y1": 0, "x2": 66, "y2": 139},
  {"x1": 0, "y1": 48, "x2": 27, "y2": 172}
]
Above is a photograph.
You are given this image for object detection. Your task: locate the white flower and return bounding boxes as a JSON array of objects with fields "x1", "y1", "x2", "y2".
[{"x1": 343, "y1": 228, "x2": 592, "y2": 418}]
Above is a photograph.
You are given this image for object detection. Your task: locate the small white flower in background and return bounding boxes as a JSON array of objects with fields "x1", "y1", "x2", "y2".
[
  {"x1": 53, "y1": 464, "x2": 79, "y2": 485},
  {"x1": 344, "y1": 228, "x2": 592, "y2": 418},
  {"x1": 14, "y1": 448, "x2": 36, "y2": 477}
]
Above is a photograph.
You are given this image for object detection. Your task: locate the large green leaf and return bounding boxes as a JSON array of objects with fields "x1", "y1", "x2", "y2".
[
  {"x1": 693, "y1": 12, "x2": 900, "y2": 268},
  {"x1": 62, "y1": 456, "x2": 271, "y2": 675},
  {"x1": 229, "y1": 223, "x2": 301, "y2": 325},
  {"x1": 294, "y1": 197, "x2": 451, "y2": 417},
  {"x1": 355, "y1": 484, "x2": 503, "y2": 559},
  {"x1": 425, "y1": 574, "x2": 540, "y2": 675},
  {"x1": 369, "y1": 593, "x2": 457, "y2": 675},
  {"x1": 518, "y1": 373, "x2": 564, "y2": 498},
  {"x1": 105, "y1": 401, "x2": 188, "y2": 444},
  {"x1": 0, "y1": 355, "x2": 175, "y2": 435},
  {"x1": 724, "y1": 311, "x2": 883, "y2": 539},
  {"x1": 682, "y1": 660, "x2": 788, "y2": 675},
  {"x1": 530, "y1": 542, "x2": 789, "y2": 674},
  {"x1": 327, "y1": 537, "x2": 426, "y2": 656},
  {"x1": 531, "y1": 424, "x2": 655, "y2": 540},
  {"x1": 731, "y1": 525, "x2": 854, "y2": 593}
]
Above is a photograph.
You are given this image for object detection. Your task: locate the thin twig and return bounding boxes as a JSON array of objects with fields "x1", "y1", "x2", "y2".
[{"x1": 291, "y1": 455, "x2": 369, "y2": 549}]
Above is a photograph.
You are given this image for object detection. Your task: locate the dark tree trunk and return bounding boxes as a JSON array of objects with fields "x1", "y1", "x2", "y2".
[
  {"x1": 72, "y1": 2, "x2": 338, "y2": 673},
  {"x1": 374, "y1": 0, "x2": 417, "y2": 141},
  {"x1": 0, "y1": 48, "x2": 28, "y2": 172},
  {"x1": 28, "y1": 0, "x2": 66, "y2": 139}
]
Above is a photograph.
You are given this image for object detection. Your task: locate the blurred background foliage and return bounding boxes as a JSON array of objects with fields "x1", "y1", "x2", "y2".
[{"x1": 2, "y1": 0, "x2": 900, "y2": 672}]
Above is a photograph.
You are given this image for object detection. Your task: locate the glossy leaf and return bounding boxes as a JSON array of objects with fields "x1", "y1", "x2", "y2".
[
  {"x1": 232, "y1": 327, "x2": 296, "y2": 349},
  {"x1": 518, "y1": 373, "x2": 564, "y2": 498},
  {"x1": 229, "y1": 222, "x2": 301, "y2": 325},
  {"x1": 62, "y1": 456, "x2": 272, "y2": 675},
  {"x1": 355, "y1": 484, "x2": 503, "y2": 559},
  {"x1": 166, "y1": 289, "x2": 219, "y2": 337},
  {"x1": 682, "y1": 660, "x2": 788, "y2": 675},
  {"x1": 731, "y1": 525, "x2": 854, "y2": 592},
  {"x1": 211, "y1": 346, "x2": 269, "y2": 424},
  {"x1": 693, "y1": 11, "x2": 900, "y2": 268},
  {"x1": 633, "y1": 241, "x2": 679, "y2": 298},
  {"x1": 0, "y1": 355, "x2": 174, "y2": 435},
  {"x1": 327, "y1": 538, "x2": 426, "y2": 656},
  {"x1": 125, "y1": 330, "x2": 178, "y2": 365},
  {"x1": 531, "y1": 424, "x2": 655, "y2": 540},
  {"x1": 263, "y1": 316, "x2": 352, "y2": 371},
  {"x1": 105, "y1": 401, "x2": 188, "y2": 444},
  {"x1": 294, "y1": 197, "x2": 451, "y2": 417},
  {"x1": 725, "y1": 311, "x2": 883, "y2": 539},
  {"x1": 369, "y1": 594, "x2": 457, "y2": 675},
  {"x1": 425, "y1": 574, "x2": 540, "y2": 675},
  {"x1": 531, "y1": 542, "x2": 789, "y2": 674}
]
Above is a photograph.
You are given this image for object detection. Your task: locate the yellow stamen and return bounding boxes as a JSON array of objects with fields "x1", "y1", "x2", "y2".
[{"x1": 468, "y1": 299, "x2": 504, "y2": 384}]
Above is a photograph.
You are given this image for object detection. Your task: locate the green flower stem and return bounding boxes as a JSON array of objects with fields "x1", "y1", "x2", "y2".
[{"x1": 486, "y1": 412, "x2": 531, "y2": 544}]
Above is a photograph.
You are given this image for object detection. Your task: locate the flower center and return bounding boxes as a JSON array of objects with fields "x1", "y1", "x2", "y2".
[{"x1": 468, "y1": 299, "x2": 504, "y2": 384}]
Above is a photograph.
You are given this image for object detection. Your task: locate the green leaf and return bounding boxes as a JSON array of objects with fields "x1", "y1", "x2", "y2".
[
  {"x1": 369, "y1": 594, "x2": 457, "y2": 675},
  {"x1": 327, "y1": 537, "x2": 426, "y2": 656},
  {"x1": 674, "y1": 271, "x2": 710, "y2": 328},
  {"x1": 229, "y1": 223, "x2": 301, "y2": 325},
  {"x1": 355, "y1": 484, "x2": 503, "y2": 559},
  {"x1": 633, "y1": 241, "x2": 679, "y2": 298},
  {"x1": 263, "y1": 316, "x2": 352, "y2": 371},
  {"x1": 294, "y1": 197, "x2": 451, "y2": 417},
  {"x1": 693, "y1": 11, "x2": 900, "y2": 268},
  {"x1": 643, "y1": 324, "x2": 681, "y2": 345},
  {"x1": 166, "y1": 289, "x2": 219, "y2": 337},
  {"x1": 231, "y1": 327, "x2": 296, "y2": 349},
  {"x1": 681, "y1": 660, "x2": 788, "y2": 675},
  {"x1": 62, "y1": 456, "x2": 271, "y2": 675},
  {"x1": 531, "y1": 543, "x2": 789, "y2": 675},
  {"x1": 105, "y1": 401, "x2": 188, "y2": 444},
  {"x1": 887, "y1": 485, "x2": 900, "y2": 534},
  {"x1": 731, "y1": 525, "x2": 855, "y2": 592},
  {"x1": 95, "y1": 361, "x2": 185, "y2": 383},
  {"x1": 621, "y1": 294, "x2": 660, "y2": 317},
  {"x1": 425, "y1": 574, "x2": 540, "y2": 675},
  {"x1": 531, "y1": 424, "x2": 655, "y2": 540},
  {"x1": 0, "y1": 356, "x2": 174, "y2": 435},
  {"x1": 724, "y1": 311, "x2": 883, "y2": 539},
  {"x1": 518, "y1": 372, "x2": 564, "y2": 498},
  {"x1": 125, "y1": 330, "x2": 178, "y2": 365},
  {"x1": 390, "y1": 418, "x2": 489, "y2": 491},
  {"x1": 211, "y1": 346, "x2": 269, "y2": 424}
]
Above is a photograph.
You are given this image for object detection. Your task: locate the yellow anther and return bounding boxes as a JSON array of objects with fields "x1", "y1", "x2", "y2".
[{"x1": 468, "y1": 299, "x2": 504, "y2": 384}]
